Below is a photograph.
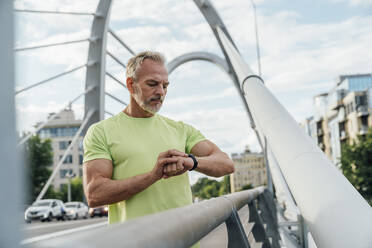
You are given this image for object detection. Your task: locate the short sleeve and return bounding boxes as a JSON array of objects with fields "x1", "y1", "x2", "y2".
[
  {"x1": 184, "y1": 123, "x2": 206, "y2": 154},
  {"x1": 83, "y1": 123, "x2": 112, "y2": 163}
]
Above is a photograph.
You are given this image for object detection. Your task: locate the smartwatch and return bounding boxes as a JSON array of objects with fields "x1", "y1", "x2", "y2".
[{"x1": 188, "y1": 154, "x2": 198, "y2": 171}]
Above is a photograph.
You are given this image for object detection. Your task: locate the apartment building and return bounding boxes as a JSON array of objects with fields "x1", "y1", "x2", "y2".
[
  {"x1": 38, "y1": 108, "x2": 83, "y2": 190},
  {"x1": 230, "y1": 146, "x2": 267, "y2": 193},
  {"x1": 302, "y1": 74, "x2": 372, "y2": 165}
]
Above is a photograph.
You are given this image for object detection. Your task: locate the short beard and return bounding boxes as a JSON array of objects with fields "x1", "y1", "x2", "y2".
[{"x1": 133, "y1": 85, "x2": 163, "y2": 114}]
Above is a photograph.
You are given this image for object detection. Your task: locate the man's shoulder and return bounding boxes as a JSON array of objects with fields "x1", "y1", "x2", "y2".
[
  {"x1": 157, "y1": 114, "x2": 185, "y2": 128},
  {"x1": 87, "y1": 114, "x2": 122, "y2": 133}
]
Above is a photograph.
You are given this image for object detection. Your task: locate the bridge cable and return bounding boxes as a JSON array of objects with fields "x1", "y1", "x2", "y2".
[
  {"x1": 105, "y1": 92, "x2": 128, "y2": 106},
  {"x1": 108, "y1": 28, "x2": 135, "y2": 55},
  {"x1": 15, "y1": 63, "x2": 92, "y2": 95},
  {"x1": 106, "y1": 50, "x2": 127, "y2": 69},
  {"x1": 13, "y1": 9, "x2": 95, "y2": 16},
  {"x1": 106, "y1": 72, "x2": 127, "y2": 89},
  {"x1": 35, "y1": 109, "x2": 96, "y2": 201},
  {"x1": 17, "y1": 85, "x2": 97, "y2": 146},
  {"x1": 14, "y1": 37, "x2": 97, "y2": 52},
  {"x1": 105, "y1": 110, "x2": 114, "y2": 117}
]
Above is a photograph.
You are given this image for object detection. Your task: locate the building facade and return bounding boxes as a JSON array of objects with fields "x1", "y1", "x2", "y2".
[
  {"x1": 301, "y1": 74, "x2": 372, "y2": 165},
  {"x1": 38, "y1": 108, "x2": 83, "y2": 190},
  {"x1": 230, "y1": 147, "x2": 267, "y2": 193}
]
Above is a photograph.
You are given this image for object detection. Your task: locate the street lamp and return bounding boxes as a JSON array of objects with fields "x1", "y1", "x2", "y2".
[
  {"x1": 249, "y1": 0, "x2": 262, "y2": 77},
  {"x1": 65, "y1": 171, "x2": 76, "y2": 202}
]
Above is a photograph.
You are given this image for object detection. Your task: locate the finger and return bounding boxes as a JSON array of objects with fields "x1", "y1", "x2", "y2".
[
  {"x1": 171, "y1": 163, "x2": 177, "y2": 172},
  {"x1": 176, "y1": 159, "x2": 184, "y2": 171},
  {"x1": 166, "y1": 149, "x2": 187, "y2": 158},
  {"x1": 159, "y1": 157, "x2": 179, "y2": 166}
]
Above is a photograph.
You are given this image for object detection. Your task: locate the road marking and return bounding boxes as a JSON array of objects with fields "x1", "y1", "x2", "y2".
[
  {"x1": 22, "y1": 219, "x2": 105, "y2": 231},
  {"x1": 20, "y1": 221, "x2": 107, "y2": 245}
]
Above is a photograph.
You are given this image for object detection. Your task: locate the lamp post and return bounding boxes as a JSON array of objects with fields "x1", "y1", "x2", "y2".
[
  {"x1": 249, "y1": 0, "x2": 262, "y2": 77},
  {"x1": 66, "y1": 171, "x2": 76, "y2": 202}
]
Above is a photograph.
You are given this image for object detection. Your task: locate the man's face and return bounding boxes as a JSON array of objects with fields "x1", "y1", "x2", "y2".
[{"x1": 132, "y1": 59, "x2": 169, "y2": 114}]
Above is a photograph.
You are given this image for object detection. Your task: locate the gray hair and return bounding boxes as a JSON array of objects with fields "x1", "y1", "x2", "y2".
[{"x1": 126, "y1": 51, "x2": 166, "y2": 82}]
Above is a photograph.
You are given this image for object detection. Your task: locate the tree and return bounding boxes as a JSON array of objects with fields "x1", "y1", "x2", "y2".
[
  {"x1": 341, "y1": 127, "x2": 372, "y2": 205},
  {"x1": 25, "y1": 135, "x2": 53, "y2": 203},
  {"x1": 218, "y1": 175, "x2": 231, "y2": 195},
  {"x1": 192, "y1": 177, "x2": 230, "y2": 200},
  {"x1": 240, "y1": 184, "x2": 253, "y2": 191},
  {"x1": 58, "y1": 178, "x2": 85, "y2": 202}
]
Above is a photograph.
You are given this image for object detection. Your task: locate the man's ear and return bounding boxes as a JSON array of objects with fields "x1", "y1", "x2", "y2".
[{"x1": 126, "y1": 77, "x2": 134, "y2": 94}]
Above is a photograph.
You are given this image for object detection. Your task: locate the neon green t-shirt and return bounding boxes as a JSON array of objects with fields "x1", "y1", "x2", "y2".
[{"x1": 83, "y1": 111, "x2": 206, "y2": 224}]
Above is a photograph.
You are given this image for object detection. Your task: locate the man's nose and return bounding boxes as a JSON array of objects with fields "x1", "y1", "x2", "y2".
[{"x1": 155, "y1": 85, "x2": 165, "y2": 96}]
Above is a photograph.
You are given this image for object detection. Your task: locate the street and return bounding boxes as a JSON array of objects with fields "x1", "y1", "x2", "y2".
[{"x1": 21, "y1": 217, "x2": 107, "y2": 245}]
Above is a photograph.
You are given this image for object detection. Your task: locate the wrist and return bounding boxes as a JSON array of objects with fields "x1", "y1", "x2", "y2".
[
  {"x1": 148, "y1": 171, "x2": 160, "y2": 183},
  {"x1": 188, "y1": 154, "x2": 198, "y2": 171}
]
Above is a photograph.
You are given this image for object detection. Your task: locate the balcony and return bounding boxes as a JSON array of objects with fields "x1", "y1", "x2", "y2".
[
  {"x1": 359, "y1": 125, "x2": 369, "y2": 135},
  {"x1": 357, "y1": 105, "x2": 369, "y2": 117},
  {"x1": 340, "y1": 130, "x2": 348, "y2": 140}
]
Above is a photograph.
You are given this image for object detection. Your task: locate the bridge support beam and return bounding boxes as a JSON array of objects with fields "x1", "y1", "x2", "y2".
[
  {"x1": 0, "y1": 1, "x2": 22, "y2": 247},
  {"x1": 84, "y1": 0, "x2": 113, "y2": 133}
]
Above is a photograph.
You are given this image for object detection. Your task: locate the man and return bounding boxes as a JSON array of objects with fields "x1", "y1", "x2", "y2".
[{"x1": 83, "y1": 51, "x2": 234, "y2": 226}]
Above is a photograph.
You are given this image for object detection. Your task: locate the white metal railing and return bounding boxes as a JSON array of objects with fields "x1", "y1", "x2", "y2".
[
  {"x1": 35, "y1": 187, "x2": 276, "y2": 248},
  {"x1": 216, "y1": 25, "x2": 372, "y2": 248}
]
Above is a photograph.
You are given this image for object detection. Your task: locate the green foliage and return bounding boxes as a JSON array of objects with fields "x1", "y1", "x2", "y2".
[
  {"x1": 192, "y1": 175, "x2": 231, "y2": 200},
  {"x1": 44, "y1": 178, "x2": 84, "y2": 202},
  {"x1": 240, "y1": 184, "x2": 253, "y2": 191},
  {"x1": 25, "y1": 135, "x2": 53, "y2": 203},
  {"x1": 341, "y1": 127, "x2": 372, "y2": 205}
]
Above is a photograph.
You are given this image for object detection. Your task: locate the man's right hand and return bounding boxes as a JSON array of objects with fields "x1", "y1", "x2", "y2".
[{"x1": 151, "y1": 149, "x2": 188, "y2": 181}]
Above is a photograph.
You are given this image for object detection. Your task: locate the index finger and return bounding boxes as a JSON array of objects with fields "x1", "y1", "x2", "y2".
[{"x1": 159, "y1": 149, "x2": 187, "y2": 158}]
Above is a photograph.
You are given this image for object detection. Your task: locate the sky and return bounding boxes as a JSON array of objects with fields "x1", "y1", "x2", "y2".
[{"x1": 13, "y1": 0, "x2": 372, "y2": 184}]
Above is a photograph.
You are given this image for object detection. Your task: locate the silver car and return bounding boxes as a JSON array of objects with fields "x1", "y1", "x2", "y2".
[
  {"x1": 25, "y1": 199, "x2": 66, "y2": 223},
  {"x1": 65, "y1": 201, "x2": 89, "y2": 220}
]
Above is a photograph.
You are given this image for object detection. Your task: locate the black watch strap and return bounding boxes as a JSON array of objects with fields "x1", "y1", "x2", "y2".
[{"x1": 188, "y1": 154, "x2": 198, "y2": 171}]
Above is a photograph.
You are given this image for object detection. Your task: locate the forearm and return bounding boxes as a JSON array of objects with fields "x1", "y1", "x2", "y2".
[
  {"x1": 195, "y1": 152, "x2": 234, "y2": 177},
  {"x1": 86, "y1": 172, "x2": 157, "y2": 207}
]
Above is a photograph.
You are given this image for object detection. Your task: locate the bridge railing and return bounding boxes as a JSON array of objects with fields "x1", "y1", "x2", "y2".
[
  {"x1": 36, "y1": 186, "x2": 281, "y2": 248},
  {"x1": 215, "y1": 24, "x2": 372, "y2": 248}
]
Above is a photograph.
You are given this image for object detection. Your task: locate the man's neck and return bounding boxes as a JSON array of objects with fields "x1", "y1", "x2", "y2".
[{"x1": 123, "y1": 98, "x2": 154, "y2": 118}]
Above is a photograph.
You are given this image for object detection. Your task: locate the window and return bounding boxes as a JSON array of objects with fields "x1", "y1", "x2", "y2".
[
  {"x1": 60, "y1": 169, "x2": 73, "y2": 179},
  {"x1": 59, "y1": 141, "x2": 71, "y2": 150},
  {"x1": 78, "y1": 140, "x2": 84, "y2": 151},
  {"x1": 79, "y1": 154, "x2": 83, "y2": 165},
  {"x1": 59, "y1": 155, "x2": 73, "y2": 164}
]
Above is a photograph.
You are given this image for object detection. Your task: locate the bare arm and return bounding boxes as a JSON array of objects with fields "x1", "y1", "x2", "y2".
[
  {"x1": 83, "y1": 150, "x2": 186, "y2": 207},
  {"x1": 192, "y1": 140, "x2": 234, "y2": 177},
  {"x1": 163, "y1": 140, "x2": 234, "y2": 178}
]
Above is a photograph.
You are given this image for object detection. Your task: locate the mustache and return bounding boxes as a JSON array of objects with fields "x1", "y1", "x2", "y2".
[{"x1": 150, "y1": 96, "x2": 164, "y2": 101}]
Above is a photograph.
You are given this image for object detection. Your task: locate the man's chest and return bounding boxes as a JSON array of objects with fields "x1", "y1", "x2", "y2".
[{"x1": 107, "y1": 124, "x2": 187, "y2": 178}]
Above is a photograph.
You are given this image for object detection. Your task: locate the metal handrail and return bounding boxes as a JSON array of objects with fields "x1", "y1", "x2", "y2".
[
  {"x1": 216, "y1": 25, "x2": 372, "y2": 248},
  {"x1": 37, "y1": 187, "x2": 267, "y2": 248}
]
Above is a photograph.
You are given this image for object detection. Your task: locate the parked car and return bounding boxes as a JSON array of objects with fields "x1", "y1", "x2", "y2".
[
  {"x1": 65, "y1": 201, "x2": 89, "y2": 220},
  {"x1": 25, "y1": 199, "x2": 66, "y2": 223},
  {"x1": 89, "y1": 206, "x2": 108, "y2": 217}
]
